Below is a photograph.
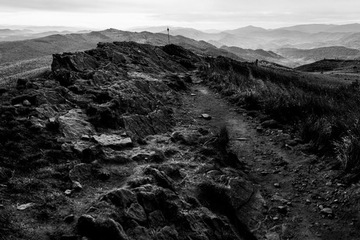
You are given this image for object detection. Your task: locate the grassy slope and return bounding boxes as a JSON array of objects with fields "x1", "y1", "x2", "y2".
[
  {"x1": 296, "y1": 59, "x2": 360, "y2": 72},
  {"x1": 277, "y1": 46, "x2": 360, "y2": 62},
  {"x1": 202, "y1": 57, "x2": 360, "y2": 181}
]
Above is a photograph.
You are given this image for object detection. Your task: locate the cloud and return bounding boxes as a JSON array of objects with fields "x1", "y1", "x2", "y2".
[
  {"x1": 0, "y1": 0, "x2": 158, "y2": 12},
  {"x1": 0, "y1": 0, "x2": 360, "y2": 29}
]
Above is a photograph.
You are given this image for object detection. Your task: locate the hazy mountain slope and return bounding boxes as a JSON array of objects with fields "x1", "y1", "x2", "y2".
[
  {"x1": 277, "y1": 46, "x2": 360, "y2": 62},
  {"x1": 278, "y1": 23, "x2": 360, "y2": 33},
  {"x1": 339, "y1": 33, "x2": 360, "y2": 49},
  {"x1": 278, "y1": 24, "x2": 336, "y2": 33},
  {"x1": 220, "y1": 45, "x2": 284, "y2": 62},
  {"x1": 223, "y1": 25, "x2": 268, "y2": 35},
  {"x1": 296, "y1": 59, "x2": 360, "y2": 72}
]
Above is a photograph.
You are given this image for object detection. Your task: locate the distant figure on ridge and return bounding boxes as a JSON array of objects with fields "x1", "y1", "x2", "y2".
[{"x1": 167, "y1": 27, "x2": 170, "y2": 44}]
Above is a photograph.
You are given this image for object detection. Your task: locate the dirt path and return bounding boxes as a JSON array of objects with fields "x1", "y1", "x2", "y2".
[{"x1": 180, "y1": 84, "x2": 360, "y2": 240}]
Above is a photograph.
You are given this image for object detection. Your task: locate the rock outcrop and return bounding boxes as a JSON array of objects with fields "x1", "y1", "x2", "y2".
[{"x1": 0, "y1": 42, "x2": 261, "y2": 240}]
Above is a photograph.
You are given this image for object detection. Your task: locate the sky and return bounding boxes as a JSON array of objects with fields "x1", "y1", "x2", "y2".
[{"x1": 1, "y1": 0, "x2": 360, "y2": 30}]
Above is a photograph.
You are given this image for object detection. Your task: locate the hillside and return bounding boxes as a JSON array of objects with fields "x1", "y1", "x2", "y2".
[
  {"x1": 277, "y1": 46, "x2": 360, "y2": 64},
  {"x1": 296, "y1": 59, "x2": 360, "y2": 72},
  {"x1": 220, "y1": 45, "x2": 284, "y2": 62}
]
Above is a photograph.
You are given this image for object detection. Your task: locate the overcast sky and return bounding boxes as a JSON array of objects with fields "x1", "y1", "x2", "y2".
[{"x1": 1, "y1": 0, "x2": 360, "y2": 30}]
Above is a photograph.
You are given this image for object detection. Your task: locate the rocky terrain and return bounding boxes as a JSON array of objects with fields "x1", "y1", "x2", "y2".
[{"x1": 0, "y1": 41, "x2": 360, "y2": 240}]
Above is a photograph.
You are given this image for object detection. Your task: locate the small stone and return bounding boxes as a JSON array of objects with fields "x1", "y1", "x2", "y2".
[
  {"x1": 72, "y1": 181, "x2": 83, "y2": 191},
  {"x1": 320, "y1": 208, "x2": 333, "y2": 215},
  {"x1": 17, "y1": 203, "x2": 35, "y2": 210},
  {"x1": 190, "y1": 93, "x2": 196, "y2": 96},
  {"x1": 93, "y1": 134, "x2": 133, "y2": 149},
  {"x1": 256, "y1": 126, "x2": 263, "y2": 133},
  {"x1": 0, "y1": 204, "x2": 4, "y2": 209},
  {"x1": 284, "y1": 144, "x2": 292, "y2": 150},
  {"x1": 65, "y1": 189, "x2": 72, "y2": 195},
  {"x1": 261, "y1": 119, "x2": 279, "y2": 129},
  {"x1": 49, "y1": 117, "x2": 57, "y2": 123},
  {"x1": 305, "y1": 199, "x2": 311, "y2": 204},
  {"x1": 201, "y1": 114, "x2": 212, "y2": 120},
  {"x1": 273, "y1": 216, "x2": 279, "y2": 221},
  {"x1": 23, "y1": 99, "x2": 31, "y2": 106},
  {"x1": 64, "y1": 215, "x2": 75, "y2": 223},
  {"x1": 274, "y1": 183, "x2": 280, "y2": 188}
]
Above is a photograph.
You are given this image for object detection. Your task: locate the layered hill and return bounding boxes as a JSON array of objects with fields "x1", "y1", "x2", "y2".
[
  {"x1": 220, "y1": 45, "x2": 284, "y2": 62},
  {"x1": 276, "y1": 46, "x2": 360, "y2": 66},
  {"x1": 296, "y1": 59, "x2": 360, "y2": 72}
]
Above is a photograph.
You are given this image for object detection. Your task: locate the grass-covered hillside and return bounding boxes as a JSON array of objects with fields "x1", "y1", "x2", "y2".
[{"x1": 201, "y1": 56, "x2": 360, "y2": 181}]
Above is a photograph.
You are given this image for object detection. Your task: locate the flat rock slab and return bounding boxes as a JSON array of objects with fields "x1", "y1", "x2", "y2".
[
  {"x1": 58, "y1": 109, "x2": 95, "y2": 140},
  {"x1": 93, "y1": 134, "x2": 133, "y2": 149}
]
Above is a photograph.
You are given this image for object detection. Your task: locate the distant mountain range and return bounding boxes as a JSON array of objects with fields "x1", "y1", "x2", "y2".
[
  {"x1": 0, "y1": 28, "x2": 92, "y2": 42},
  {"x1": 134, "y1": 23, "x2": 360, "y2": 51},
  {"x1": 2, "y1": 23, "x2": 360, "y2": 75},
  {"x1": 0, "y1": 28, "x2": 245, "y2": 64},
  {"x1": 0, "y1": 28, "x2": 252, "y2": 80}
]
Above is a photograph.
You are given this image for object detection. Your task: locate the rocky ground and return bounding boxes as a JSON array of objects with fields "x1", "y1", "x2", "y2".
[{"x1": 0, "y1": 41, "x2": 359, "y2": 240}]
